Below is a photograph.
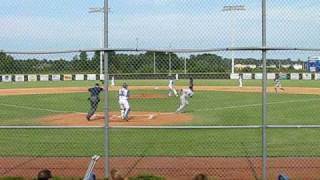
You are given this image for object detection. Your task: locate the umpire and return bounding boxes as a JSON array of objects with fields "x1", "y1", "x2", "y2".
[{"x1": 86, "y1": 83, "x2": 103, "y2": 121}]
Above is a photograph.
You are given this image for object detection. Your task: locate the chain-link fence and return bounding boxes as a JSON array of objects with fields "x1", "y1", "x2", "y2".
[{"x1": 1, "y1": 0, "x2": 320, "y2": 180}]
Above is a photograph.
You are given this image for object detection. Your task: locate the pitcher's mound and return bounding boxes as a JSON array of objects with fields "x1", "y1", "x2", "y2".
[{"x1": 41, "y1": 112, "x2": 192, "y2": 126}]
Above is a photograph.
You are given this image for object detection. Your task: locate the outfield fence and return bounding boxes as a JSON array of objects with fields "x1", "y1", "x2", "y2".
[{"x1": 2, "y1": 0, "x2": 320, "y2": 180}]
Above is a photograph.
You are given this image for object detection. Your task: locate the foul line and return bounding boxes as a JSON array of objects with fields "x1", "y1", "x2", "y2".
[
  {"x1": 196, "y1": 98, "x2": 320, "y2": 112},
  {"x1": 0, "y1": 103, "x2": 85, "y2": 114}
]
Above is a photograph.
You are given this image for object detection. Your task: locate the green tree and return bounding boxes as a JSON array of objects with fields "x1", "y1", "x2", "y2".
[{"x1": 0, "y1": 52, "x2": 14, "y2": 73}]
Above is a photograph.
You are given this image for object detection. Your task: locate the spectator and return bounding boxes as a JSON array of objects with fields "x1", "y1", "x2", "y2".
[
  {"x1": 37, "y1": 169, "x2": 52, "y2": 180},
  {"x1": 110, "y1": 168, "x2": 125, "y2": 180},
  {"x1": 192, "y1": 173, "x2": 208, "y2": 180}
]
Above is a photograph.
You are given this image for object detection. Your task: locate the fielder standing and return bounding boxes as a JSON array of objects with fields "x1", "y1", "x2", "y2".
[
  {"x1": 274, "y1": 74, "x2": 285, "y2": 94},
  {"x1": 87, "y1": 83, "x2": 103, "y2": 121},
  {"x1": 168, "y1": 76, "x2": 178, "y2": 97},
  {"x1": 119, "y1": 82, "x2": 130, "y2": 121},
  {"x1": 239, "y1": 73, "x2": 243, "y2": 88},
  {"x1": 176, "y1": 86, "x2": 194, "y2": 113}
]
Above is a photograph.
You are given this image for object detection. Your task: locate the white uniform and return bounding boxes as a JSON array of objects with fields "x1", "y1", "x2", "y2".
[
  {"x1": 168, "y1": 79, "x2": 178, "y2": 97},
  {"x1": 239, "y1": 75, "x2": 243, "y2": 88},
  {"x1": 111, "y1": 76, "x2": 115, "y2": 86},
  {"x1": 119, "y1": 87, "x2": 130, "y2": 120},
  {"x1": 176, "y1": 88, "x2": 194, "y2": 113},
  {"x1": 275, "y1": 78, "x2": 281, "y2": 88}
]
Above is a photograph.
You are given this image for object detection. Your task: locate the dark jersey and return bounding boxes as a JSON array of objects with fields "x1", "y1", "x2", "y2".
[{"x1": 88, "y1": 86, "x2": 103, "y2": 97}]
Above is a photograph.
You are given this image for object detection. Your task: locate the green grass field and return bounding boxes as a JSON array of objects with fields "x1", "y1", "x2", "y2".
[
  {"x1": 0, "y1": 80, "x2": 320, "y2": 158},
  {"x1": 1, "y1": 79, "x2": 320, "y2": 88}
]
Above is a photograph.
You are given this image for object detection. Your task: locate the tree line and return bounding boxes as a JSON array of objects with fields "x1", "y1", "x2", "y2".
[{"x1": 0, "y1": 51, "x2": 305, "y2": 74}]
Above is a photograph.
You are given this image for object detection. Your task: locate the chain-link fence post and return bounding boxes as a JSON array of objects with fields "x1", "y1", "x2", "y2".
[
  {"x1": 103, "y1": 0, "x2": 110, "y2": 178},
  {"x1": 262, "y1": 0, "x2": 268, "y2": 179}
]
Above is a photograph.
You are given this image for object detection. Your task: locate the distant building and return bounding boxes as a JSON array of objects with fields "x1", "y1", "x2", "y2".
[
  {"x1": 293, "y1": 64, "x2": 303, "y2": 70},
  {"x1": 267, "y1": 65, "x2": 277, "y2": 68},
  {"x1": 235, "y1": 64, "x2": 257, "y2": 69},
  {"x1": 281, "y1": 64, "x2": 291, "y2": 68}
]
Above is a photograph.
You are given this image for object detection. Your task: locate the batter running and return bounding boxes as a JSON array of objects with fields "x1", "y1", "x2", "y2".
[
  {"x1": 176, "y1": 86, "x2": 194, "y2": 113},
  {"x1": 87, "y1": 83, "x2": 103, "y2": 121},
  {"x1": 119, "y1": 83, "x2": 130, "y2": 121}
]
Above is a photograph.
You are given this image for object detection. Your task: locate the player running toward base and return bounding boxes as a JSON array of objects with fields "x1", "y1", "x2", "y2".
[
  {"x1": 274, "y1": 74, "x2": 285, "y2": 94},
  {"x1": 87, "y1": 83, "x2": 103, "y2": 121},
  {"x1": 176, "y1": 86, "x2": 194, "y2": 113},
  {"x1": 119, "y1": 83, "x2": 130, "y2": 120},
  {"x1": 168, "y1": 76, "x2": 178, "y2": 97}
]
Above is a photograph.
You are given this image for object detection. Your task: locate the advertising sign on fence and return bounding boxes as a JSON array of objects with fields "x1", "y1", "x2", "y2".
[
  {"x1": 230, "y1": 73, "x2": 239, "y2": 80},
  {"x1": 15, "y1": 75, "x2": 25, "y2": 82},
  {"x1": 243, "y1": 73, "x2": 252, "y2": 80},
  {"x1": 40, "y1": 75, "x2": 49, "y2": 81},
  {"x1": 100, "y1": 74, "x2": 104, "y2": 81},
  {"x1": 52, "y1": 74, "x2": 61, "y2": 81},
  {"x1": 75, "y1": 74, "x2": 84, "y2": 81},
  {"x1": 254, "y1": 73, "x2": 262, "y2": 80},
  {"x1": 302, "y1": 73, "x2": 312, "y2": 80},
  {"x1": 2, "y1": 75, "x2": 12, "y2": 82},
  {"x1": 290, "y1": 73, "x2": 300, "y2": 80},
  {"x1": 279, "y1": 73, "x2": 288, "y2": 80},
  {"x1": 63, "y1": 74, "x2": 72, "y2": 81},
  {"x1": 87, "y1": 74, "x2": 96, "y2": 81},
  {"x1": 315, "y1": 73, "x2": 320, "y2": 80},
  {"x1": 267, "y1": 73, "x2": 275, "y2": 80},
  {"x1": 28, "y1": 75, "x2": 37, "y2": 82}
]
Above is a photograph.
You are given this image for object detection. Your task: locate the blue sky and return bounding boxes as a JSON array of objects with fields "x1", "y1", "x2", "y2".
[{"x1": 1, "y1": 0, "x2": 320, "y2": 60}]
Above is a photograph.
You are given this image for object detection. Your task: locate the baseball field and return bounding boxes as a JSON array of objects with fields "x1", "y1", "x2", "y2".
[{"x1": 1, "y1": 79, "x2": 320, "y2": 179}]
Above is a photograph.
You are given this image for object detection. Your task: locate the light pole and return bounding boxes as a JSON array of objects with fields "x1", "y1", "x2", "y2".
[
  {"x1": 153, "y1": 52, "x2": 156, "y2": 74},
  {"x1": 184, "y1": 57, "x2": 187, "y2": 74},
  {"x1": 222, "y1": 5, "x2": 246, "y2": 74},
  {"x1": 89, "y1": 7, "x2": 105, "y2": 75},
  {"x1": 169, "y1": 43, "x2": 172, "y2": 75}
]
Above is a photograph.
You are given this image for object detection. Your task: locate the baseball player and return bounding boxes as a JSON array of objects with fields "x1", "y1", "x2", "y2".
[
  {"x1": 111, "y1": 76, "x2": 115, "y2": 86},
  {"x1": 189, "y1": 77, "x2": 194, "y2": 87},
  {"x1": 119, "y1": 82, "x2": 130, "y2": 120},
  {"x1": 176, "y1": 86, "x2": 194, "y2": 113},
  {"x1": 239, "y1": 73, "x2": 243, "y2": 88},
  {"x1": 274, "y1": 74, "x2": 285, "y2": 94},
  {"x1": 87, "y1": 83, "x2": 103, "y2": 121},
  {"x1": 168, "y1": 76, "x2": 178, "y2": 97}
]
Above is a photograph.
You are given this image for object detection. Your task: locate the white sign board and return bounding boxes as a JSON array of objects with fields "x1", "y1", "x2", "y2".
[
  {"x1": 15, "y1": 75, "x2": 25, "y2": 82},
  {"x1": 75, "y1": 74, "x2": 84, "y2": 81},
  {"x1": 255, "y1": 73, "x2": 263, "y2": 80},
  {"x1": 290, "y1": 73, "x2": 300, "y2": 80},
  {"x1": 87, "y1": 74, "x2": 96, "y2": 81},
  {"x1": 2, "y1": 75, "x2": 12, "y2": 82},
  {"x1": 100, "y1": 74, "x2": 105, "y2": 80},
  {"x1": 28, "y1": 74, "x2": 37, "y2": 82},
  {"x1": 302, "y1": 73, "x2": 312, "y2": 80},
  {"x1": 315, "y1": 73, "x2": 320, "y2": 80},
  {"x1": 230, "y1": 73, "x2": 239, "y2": 80},
  {"x1": 63, "y1": 74, "x2": 72, "y2": 81},
  {"x1": 243, "y1": 73, "x2": 252, "y2": 80},
  {"x1": 267, "y1": 73, "x2": 276, "y2": 80},
  {"x1": 52, "y1": 74, "x2": 61, "y2": 81},
  {"x1": 40, "y1": 75, "x2": 49, "y2": 81}
]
